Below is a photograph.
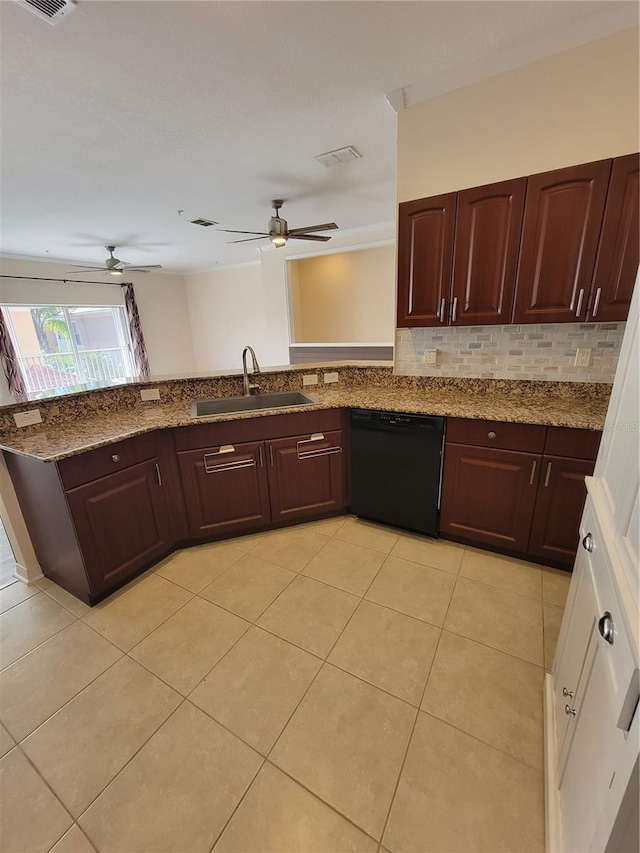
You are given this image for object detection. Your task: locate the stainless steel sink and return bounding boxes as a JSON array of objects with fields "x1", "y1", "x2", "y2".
[{"x1": 191, "y1": 391, "x2": 316, "y2": 418}]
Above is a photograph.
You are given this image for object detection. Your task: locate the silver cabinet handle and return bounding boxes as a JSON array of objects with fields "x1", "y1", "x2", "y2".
[
  {"x1": 592, "y1": 287, "x2": 602, "y2": 318},
  {"x1": 155, "y1": 463, "x2": 162, "y2": 486},
  {"x1": 487, "y1": 431, "x2": 496, "y2": 440},
  {"x1": 562, "y1": 687, "x2": 574, "y2": 698},
  {"x1": 544, "y1": 461, "x2": 552, "y2": 488},
  {"x1": 111, "y1": 454, "x2": 121, "y2": 463},
  {"x1": 451, "y1": 296, "x2": 458, "y2": 323},
  {"x1": 269, "y1": 445, "x2": 274, "y2": 466},
  {"x1": 529, "y1": 459, "x2": 537, "y2": 485},
  {"x1": 575, "y1": 288, "x2": 585, "y2": 317},
  {"x1": 598, "y1": 611, "x2": 614, "y2": 645},
  {"x1": 258, "y1": 445, "x2": 264, "y2": 467},
  {"x1": 205, "y1": 444, "x2": 235, "y2": 456},
  {"x1": 297, "y1": 433, "x2": 342, "y2": 460},
  {"x1": 582, "y1": 533, "x2": 594, "y2": 553},
  {"x1": 439, "y1": 298, "x2": 446, "y2": 323},
  {"x1": 204, "y1": 458, "x2": 256, "y2": 474},
  {"x1": 565, "y1": 704, "x2": 576, "y2": 716}
]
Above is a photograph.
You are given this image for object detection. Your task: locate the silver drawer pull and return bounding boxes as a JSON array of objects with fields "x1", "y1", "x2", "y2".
[
  {"x1": 204, "y1": 458, "x2": 256, "y2": 474},
  {"x1": 206, "y1": 445, "x2": 235, "y2": 456},
  {"x1": 111, "y1": 454, "x2": 121, "y2": 463},
  {"x1": 487, "y1": 431, "x2": 496, "y2": 440},
  {"x1": 298, "y1": 433, "x2": 325, "y2": 446},
  {"x1": 565, "y1": 704, "x2": 576, "y2": 716},
  {"x1": 582, "y1": 532, "x2": 594, "y2": 553},
  {"x1": 562, "y1": 687, "x2": 574, "y2": 698},
  {"x1": 598, "y1": 611, "x2": 614, "y2": 645},
  {"x1": 529, "y1": 459, "x2": 537, "y2": 486},
  {"x1": 298, "y1": 446, "x2": 343, "y2": 460}
]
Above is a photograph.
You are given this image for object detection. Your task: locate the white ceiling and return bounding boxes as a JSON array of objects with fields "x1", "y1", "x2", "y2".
[{"x1": 1, "y1": 0, "x2": 637, "y2": 273}]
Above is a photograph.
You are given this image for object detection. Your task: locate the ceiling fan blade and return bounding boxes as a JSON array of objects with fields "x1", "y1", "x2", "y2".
[
  {"x1": 217, "y1": 229, "x2": 270, "y2": 236},
  {"x1": 287, "y1": 222, "x2": 338, "y2": 235},
  {"x1": 288, "y1": 233, "x2": 332, "y2": 242},
  {"x1": 68, "y1": 264, "x2": 105, "y2": 270},
  {"x1": 122, "y1": 265, "x2": 163, "y2": 271},
  {"x1": 226, "y1": 236, "x2": 268, "y2": 244}
]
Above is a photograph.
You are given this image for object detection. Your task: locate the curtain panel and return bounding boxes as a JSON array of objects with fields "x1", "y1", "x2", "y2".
[
  {"x1": 0, "y1": 309, "x2": 27, "y2": 396},
  {"x1": 122, "y1": 283, "x2": 150, "y2": 378}
]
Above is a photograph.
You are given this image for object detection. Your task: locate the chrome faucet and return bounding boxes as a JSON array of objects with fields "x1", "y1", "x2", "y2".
[{"x1": 242, "y1": 346, "x2": 261, "y2": 396}]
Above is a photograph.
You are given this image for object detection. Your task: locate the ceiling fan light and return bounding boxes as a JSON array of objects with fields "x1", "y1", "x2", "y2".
[
  {"x1": 109, "y1": 269, "x2": 123, "y2": 276},
  {"x1": 270, "y1": 235, "x2": 287, "y2": 248}
]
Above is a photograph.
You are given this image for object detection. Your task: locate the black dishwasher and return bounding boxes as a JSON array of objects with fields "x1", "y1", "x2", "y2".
[{"x1": 350, "y1": 409, "x2": 445, "y2": 537}]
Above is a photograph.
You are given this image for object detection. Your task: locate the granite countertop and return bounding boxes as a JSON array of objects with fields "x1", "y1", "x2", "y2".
[{"x1": 0, "y1": 379, "x2": 609, "y2": 463}]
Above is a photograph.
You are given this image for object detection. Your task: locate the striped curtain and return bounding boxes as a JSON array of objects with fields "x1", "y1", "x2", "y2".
[
  {"x1": 0, "y1": 309, "x2": 27, "y2": 396},
  {"x1": 123, "y1": 283, "x2": 150, "y2": 378}
]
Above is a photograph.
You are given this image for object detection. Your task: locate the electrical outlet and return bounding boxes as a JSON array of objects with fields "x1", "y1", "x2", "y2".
[
  {"x1": 323, "y1": 372, "x2": 339, "y2": 384},
  {"x1": 140, "y1": 388, "x2": 161, "y2": 401},
  {"x1": 13, "y1": 409, "x2": 42, "y2": 428},
  {"x1": 424, "y1": 349, "x2": 438, "y2": 365},
  {"x1": 302, "y1": 374, "x2": 318, "y2": 386},
  {"x1": 575, "y1": 348, "x2": 592, "y2": 367}
]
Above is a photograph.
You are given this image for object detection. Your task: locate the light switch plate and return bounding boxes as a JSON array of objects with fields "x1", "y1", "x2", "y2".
[
  {"x1": 323, "y1": 372, "x2": 339, "y2": 384},
  {"x1": 13, "y1": 409, "x2": 42, "y2": 428},
  {"x1": 424, "y1": 349, "x2": 438, "y2": 365},
  {"x1": 302, "y1": 374, "x2": 318, "y2": 386},
  {"x1": 140, "y1": 388, "x2": 161, "y2": 401}
]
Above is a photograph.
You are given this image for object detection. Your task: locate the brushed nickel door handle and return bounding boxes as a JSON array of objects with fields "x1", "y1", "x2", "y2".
[
  {"x1": 439, "y1": 298, "x2": 446, "y2": 323},
  {"x1": 155, "y1": 463, "x2": 162, "y2": 486},
  {"x1": 575, "y1": 288, "x2": 585, "y2": 317},
  {"x1": 529, "y1": 459, "x2": 537, "y2": 486},
  {"x1": 592, "y1": 287, "x2": 602, "y2": 318},
  {"x1": 451, "y1": 296, "x2": 458, "y2": 323},
  {"x1": 544, "y1": 462, "x2": 552, "y2": 488}
]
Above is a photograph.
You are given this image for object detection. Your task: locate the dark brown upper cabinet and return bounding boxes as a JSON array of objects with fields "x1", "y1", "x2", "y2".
[
  {"x1": 512, "y1": 159, "x2": 612, "y2": 324},
  {"x1": 451, "y1": 178, "x2": 526, "y2": 325},
  {"x1": 397, "y1": 193, "x2": 456, "y2": 327},
  {"x1": 588, "y1": 153, "x2": 639, "y2": 322}
]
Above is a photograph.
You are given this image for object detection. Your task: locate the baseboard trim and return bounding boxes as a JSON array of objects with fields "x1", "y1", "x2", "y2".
[
  {"x1": 544, "y1": 672, "x2": 562, "y2": 853},
  {"x1": 13, "y1": 561, "x2": 44, "y2": 585}
]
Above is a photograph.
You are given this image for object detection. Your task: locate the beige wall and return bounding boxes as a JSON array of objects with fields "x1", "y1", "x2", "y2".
[
  {"x1": 289, "y1": 246, "x2": 395, "y2": 343},
  {"x1": 398, "y1": 28, "x2": 640, "y2": 202}
]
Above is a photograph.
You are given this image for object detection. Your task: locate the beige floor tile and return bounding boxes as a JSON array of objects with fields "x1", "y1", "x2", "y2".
[
  {"x1": 544, "y1": 601, "x2": 565, "y2": 671},
  {"x1": 39, "y1": 582, "x2": 92, "y2": 618},
  {"x1": 300, "y1": 515, "x2": 349, "y2": 536},
  {"x1": 329, "y1": 600, "x2": 440, "y2": 705},
  {"x1": 445, "y1": 577, "x2": 543, "y2": 666},
  {"x1": 271, "y1": 664, "x2": 415, "y2": 840},
  {"x1": 82, "y1": 573, "x2": 192, "y2": 651},
  {"x1": 49, "y1": 825, "x2": 96, "y2": 853},
  {"x1": 191, "y1": 626, "x2": 321, "y2": 754},
  {"x1": 384, "y1": 713, "x2": 544, "y2": 853},
  {"x1": 0, "y1": 723, "x2": 14, "y2": 758},
  {"x1": 460, "y1": 548, "x2": 542, "y2": 599},
  {"x1": 258, "y1": 575, "x2": 359, "y2": 657},
  {"x1": 335, "y1": 518, "x2": 399, "y2": 554},
  {"x1": 130, "y1": 597, "x2": 248, "y2": 695},
  {"x1": 302, "y1": 539, "x2": 386, "y2": 596},
  {"x1": 421, "y1": 631, "x2": 544, "y2": 770},
  {"x1": 0, "y1": 593, "x2": 76, "y2": 670},
  {"x1": 0, "y1": 747, "x2": 72, "y2": 853},
  {"x1": 226, "y1": 531, "x2": 267, "y2": 553},
  {"x1": 0, "y1": 621, "x2": 122, "y2": 742},
  {"x1": 22, "y1": 657, "x2": 181, "y2": 817},
  {"x1": 543, "y1": 567, "x2": 572, "y2": 606},
  {"x1": 79, "y1": 702, "x2": 261, "y2": 853},
  {"x1": 0, "y1": 580, "x2": 38, "y2": 614},
  {"x1": 200, "y1": 554, "x2": 295, "y2": 621},
  {"x1": 214, "y1": 762, "x2": 377, "y2": 853},
  {"x1": 391, "y1": 534, "x2": 464, "y2": 575},
  {"x1": 365, "y1": 556, "x2": 455, "y2": 627},
  {"x1": 155, "y1": 542, "x2": 243, "y2": 593},
  {"x1": 249, "y1": 527, "x2": 329, "y2": 572}
]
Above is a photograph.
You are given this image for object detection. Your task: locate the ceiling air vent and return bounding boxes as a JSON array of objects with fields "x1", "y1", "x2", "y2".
[
  {"x1": 314, "y1": 146, "x2": 362, "y2": 168},
  {"x1": 16, "y1": 0, "x2": 77, "y2": 24},
  {"x1": 189, "y1": 218, "x2": 218, "y2": 227}
]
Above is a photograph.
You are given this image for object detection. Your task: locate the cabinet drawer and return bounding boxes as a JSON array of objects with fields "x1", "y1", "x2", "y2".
[
  {"x1": 58, "y1": 432, "x2": 159, "y2": 490},
  {"x1": 544, "y1": 426, "x2": 601, "y2": 461},
  {"x1": 446, "y1": 418, "x2": 546, "y2": 452}
]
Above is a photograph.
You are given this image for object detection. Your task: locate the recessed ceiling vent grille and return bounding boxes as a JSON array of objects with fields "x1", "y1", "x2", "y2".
[
  {"x1": 314, "y1": 146, "x2": 362, "y2": 168},
  {"x1": 16, "y1": 0, "x2": 77, "y2": 24},
  {"x1": 189, "y1": 218, "x2": 218, "y2": 227}
]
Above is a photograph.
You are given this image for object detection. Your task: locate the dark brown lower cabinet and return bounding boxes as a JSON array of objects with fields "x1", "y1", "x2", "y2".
[
  {"x1": 440, "y1": 444, "x2": 541, "y2": 552},
  {"x1": 65, "y1": 458, "x2": 173, "y2": 597},
  {"x1": 178, "y1": 440, "x2": 270, "y2": 538},
  {"x1": 267, "y1": 430, "x2": 345, "y2": 523},
  {"x1": 528, "y1": 456, "x2": 594, "y2": 564}
]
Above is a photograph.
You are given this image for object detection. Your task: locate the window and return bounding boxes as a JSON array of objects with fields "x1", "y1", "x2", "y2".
[{"x1": 2, "y1": 304, "x2": 137, "y2": 393}]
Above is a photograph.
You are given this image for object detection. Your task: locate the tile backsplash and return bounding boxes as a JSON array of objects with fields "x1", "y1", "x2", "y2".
[{"x1": 394, "y1": 323, "x2": 625, "y2": 383}]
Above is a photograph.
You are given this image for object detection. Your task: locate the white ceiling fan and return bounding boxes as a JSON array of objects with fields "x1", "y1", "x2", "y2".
[
  {"x1": 218, "y1": 200, "x2": 338, "y2": 247},
  {"x1": 66, "y1": 246, "x2": 162, "y2": 277}
]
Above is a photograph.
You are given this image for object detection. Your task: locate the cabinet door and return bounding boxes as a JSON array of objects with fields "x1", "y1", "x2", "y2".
[
  {"x1": 588, "y1": 152, "x2": 639, "y2": 322},
  {"x1": 178, "y1": 440, "x2": 270, "y2": 538},
  {"x1": 440, "y1": 444, "x2": 540, "y2": 552},
  {"x1": 397, "y1": 193, "x2": 456, "y2": 328},
  {"x1": 66, "y1": 458, "x2": 172, "y2": 596},
  {"x1": 267, "y1": 430, "x2": 345, "y2": 523},
  {"x1": 513, "y1": 160, "x2": 612, "y2": 323},
  {"x1": 528, "y1": 456, "x2": 594, "y2": 566},
  {"x1": 451, "y1": 178, "x2": 526, "y2": 325}
]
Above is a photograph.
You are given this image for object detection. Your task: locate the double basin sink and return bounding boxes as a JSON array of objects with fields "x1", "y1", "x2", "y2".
[{"x1": 191, "y1": 391, "x2": 316, "y2": 419}]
